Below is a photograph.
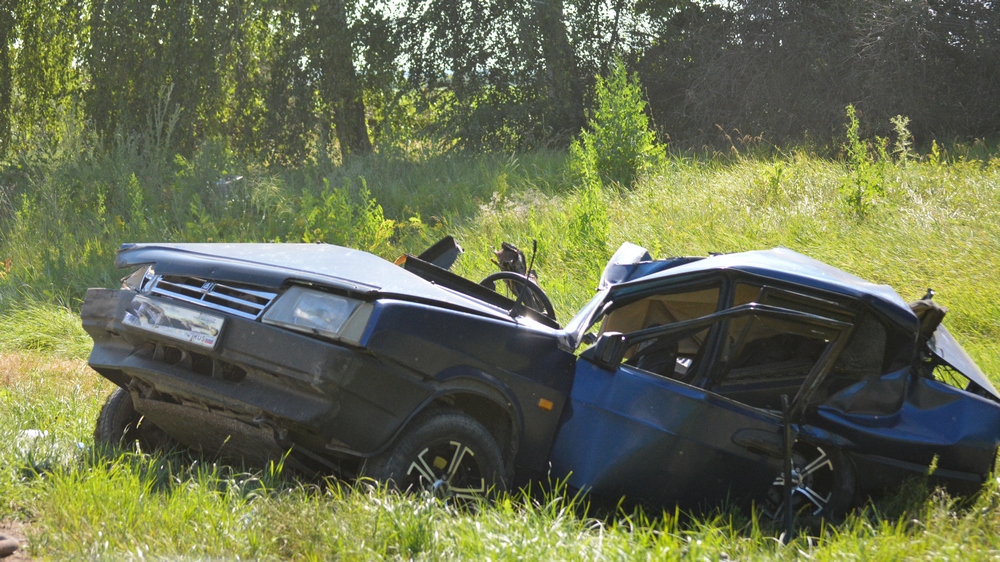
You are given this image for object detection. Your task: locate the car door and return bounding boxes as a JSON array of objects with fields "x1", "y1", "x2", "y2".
[{"x1": 549, "y1": 296, "x2": 852, "y2": 510}]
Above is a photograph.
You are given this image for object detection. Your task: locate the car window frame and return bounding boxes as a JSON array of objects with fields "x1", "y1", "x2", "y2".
[
  {"x1": 589, "y1": 279, "x2": 724, "y2": 379},
  {"x1": 585, "y1": 301, "x2": 854, "y2": 421}
]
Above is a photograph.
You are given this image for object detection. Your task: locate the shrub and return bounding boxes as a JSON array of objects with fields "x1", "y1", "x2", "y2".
[
  {"x1": 569, "y1": 60, "x2": 664, "y2": 190},
  {"x1": 567, "y1": 180, "x2": 610, "y2": 270},
  {"x1": 290, "y1": 178, "x2": 400, "y2": 258}
]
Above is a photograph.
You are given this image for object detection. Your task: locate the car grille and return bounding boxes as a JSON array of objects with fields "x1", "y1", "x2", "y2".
[{"x1": 147, "y1": 275, "x2": 277, "y2": 320}]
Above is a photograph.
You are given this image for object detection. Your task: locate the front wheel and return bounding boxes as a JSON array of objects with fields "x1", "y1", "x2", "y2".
[
  {"x1": 93, "y1": 387, "x2": 162, "y2": 451},
  {"x1": 764, "y1": 444, "x2": 856, "y2": 520},
  {"x1": 364, "y1": 410, "x2": 507, "y2": 502}
]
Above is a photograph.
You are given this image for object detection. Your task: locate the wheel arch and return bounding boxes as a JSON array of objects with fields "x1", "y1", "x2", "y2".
[
  {"x1": 397, "y1": 370, "x2": 523, "y2": 472},
  {"x1": 434, "y1": 390, "x2": 519, "y2": 473}
]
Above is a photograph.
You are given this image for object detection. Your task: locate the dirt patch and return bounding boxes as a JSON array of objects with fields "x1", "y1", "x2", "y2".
[
  {"x1": 0, "y1": 353, "x2": 91, "y2": 385},
  {"x1": 0, "y1": 520, "x2": 32, "y2": 560},
  {"x1": 0, "y1": 353, "x2": 103, "y2": 401}
]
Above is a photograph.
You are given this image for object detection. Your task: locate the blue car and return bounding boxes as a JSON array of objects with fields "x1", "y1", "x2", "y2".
[{"x1": 82, "y1": 238, "x2": 1000, "y2": 516}]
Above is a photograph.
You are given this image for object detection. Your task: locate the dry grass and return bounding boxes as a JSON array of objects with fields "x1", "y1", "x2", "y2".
[{"x1": 0, "y1": 353, "x2": 93, "y2": 389}]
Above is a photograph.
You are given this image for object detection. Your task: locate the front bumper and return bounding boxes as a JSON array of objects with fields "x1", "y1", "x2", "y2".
[{"x1": 81, "y1": 288, "x2": 432, "y2": 457}]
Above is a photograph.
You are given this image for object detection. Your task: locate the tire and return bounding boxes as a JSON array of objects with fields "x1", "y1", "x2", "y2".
[
  {"x1": 364, "y1": 410, "x2": 508, "y2": 501},
  {"x1": 93, "y1": 387, "x2": 160, "y2": 451},
  {"x1": 765, "y1": 443, "x2": 855, "y2": 520}
]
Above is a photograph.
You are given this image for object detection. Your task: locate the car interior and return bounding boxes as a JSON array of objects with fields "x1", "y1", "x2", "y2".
[{"x1": 593, "y1": 279, "x2": 903, "y2": 411}]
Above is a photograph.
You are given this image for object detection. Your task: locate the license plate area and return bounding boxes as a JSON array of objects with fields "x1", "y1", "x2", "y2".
[{"x1": 123, "y1": 295, "x2": 225, "y2": 349}]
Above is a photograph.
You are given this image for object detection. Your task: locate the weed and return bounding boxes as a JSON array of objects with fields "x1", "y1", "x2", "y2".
[
  {"x1": 752, "y1": 159, "x2": 788, "y2": 205},
  {"x1": 929, "y1": 139, "x2": 944, "y2": 167},
  {"x1": 568, "y1": 180, "x2": 610, "y2": 271},
  {"x1": 840, "y1": 105, "x2": 887, "y2": 219},
  {"x1": 891, "y1": 115, "x2": 914, "y2": 165},
  {"x1": 290, "y1": 177, "x2": 403, "y2": 257}
]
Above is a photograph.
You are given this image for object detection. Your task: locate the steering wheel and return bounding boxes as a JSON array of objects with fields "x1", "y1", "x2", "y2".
[{"x1": 479, "y1": 271, "x2": 557, "y2": 321}]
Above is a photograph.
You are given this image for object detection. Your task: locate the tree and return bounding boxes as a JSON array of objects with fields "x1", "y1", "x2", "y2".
[
  {"x1": 303, "y1": 0, "x2": 372, "y2": 157},
  {"x1": 0, "y1": 0, "x2": 14, "y2": 154},
  {"x1": 87, "y1": 0, "x2": 239, "y2": 151},
  {"x1": 534, "y1": 0, "x2": 584, "y2": 135}
]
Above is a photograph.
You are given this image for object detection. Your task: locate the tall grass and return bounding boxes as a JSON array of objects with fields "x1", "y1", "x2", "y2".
[{"x1": 2, "y1": 122, "x2": 1000, "y2": 558}]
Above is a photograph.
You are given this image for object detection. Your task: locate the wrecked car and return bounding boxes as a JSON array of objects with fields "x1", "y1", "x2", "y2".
[{"x1": 81, "y1": 238, "x2": 1000, "y2": 516}]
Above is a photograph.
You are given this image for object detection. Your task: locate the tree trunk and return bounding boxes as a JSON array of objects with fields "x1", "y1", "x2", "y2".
[
  {"x1": 0, "y1": 0, "x2": 15, "y2": 153},
  {"x1": 307, "y1": 0, "x2": 372, "y2": 157},
  {"x1": 535, "y1": 0, "x2": 583, "y2": 135}
]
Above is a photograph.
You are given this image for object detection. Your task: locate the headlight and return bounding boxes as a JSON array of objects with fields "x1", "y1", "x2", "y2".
[
  {"x1": 122, "y1": 265, "x2": 154, "y2": 291},
  {"x1": 262, "y1": 286, "x2": 373, "y2": 345}
]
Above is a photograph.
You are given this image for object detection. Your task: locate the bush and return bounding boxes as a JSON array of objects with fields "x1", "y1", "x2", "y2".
[
  {"x1": 569, "y1": 60, "x2": 664, "y2": 190},
  {"x1": 289, "y1": 178, "x2": 401, "y2": 258}
]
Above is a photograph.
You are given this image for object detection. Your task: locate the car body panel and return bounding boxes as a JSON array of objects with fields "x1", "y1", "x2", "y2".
[
  {"x1": 551, "y1": 298, "x2": 855, "y2": 509},
  {"x1": 84, "y1": 289, "x2": 436, "y2": 455},
  {"x1": 816, "y1": 369, "x2": 1000, "y2": 478},
  {"x1": 550, "y1": 359, "x2": 783, "y2": 508},
  {"x1": 361, "y1": 299, "x2": 575, "y2": 470},
  {"x1": 930, "y1": 326, "x2": 1000, "y2": 399}
]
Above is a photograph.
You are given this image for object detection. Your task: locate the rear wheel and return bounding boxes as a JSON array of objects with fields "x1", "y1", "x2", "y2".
[
  {"x1": 94, "y1": 387, "x2": 161, "y2": 451},
  {"x1": 364, "y1": 410, "x2": 507, "y2": 502},
  {"x1": 765, "y1": 444, "x2": 855, "y2": 520}
]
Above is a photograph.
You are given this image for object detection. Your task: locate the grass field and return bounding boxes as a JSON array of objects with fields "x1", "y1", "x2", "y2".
[{"x1": 2, "y1": 139, "x2": 1000, "y2": 559}]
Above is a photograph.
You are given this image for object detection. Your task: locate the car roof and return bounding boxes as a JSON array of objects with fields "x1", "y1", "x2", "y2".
[{"x1": 616, "y1": 247, "x2": 919, "y2": 333}]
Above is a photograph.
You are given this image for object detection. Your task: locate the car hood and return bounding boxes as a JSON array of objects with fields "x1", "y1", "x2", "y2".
[{"x1": 116, "y1": 243, "x2": 514, "y2": 321}]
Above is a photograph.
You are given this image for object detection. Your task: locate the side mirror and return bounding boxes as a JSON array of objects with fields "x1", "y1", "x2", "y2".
[{"x1": 592, "y1": 331, "x2": 626, "y2": 370}]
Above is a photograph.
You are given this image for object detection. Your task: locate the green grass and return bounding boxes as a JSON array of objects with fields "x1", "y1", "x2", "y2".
[
  {"x1": 2, "y1": 139, "x2": 1000, "y2": 558},
  {"x1": 4, "y1": 360, "x2": 1000, "y2": 561}
]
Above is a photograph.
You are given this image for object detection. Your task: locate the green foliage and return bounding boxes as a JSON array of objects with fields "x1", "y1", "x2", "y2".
[
  {"x1": 891, "y1": 115, "x2": 914, "y2": 165},
  {"x1": 567, "y1": 181, "x2": 610, "y2": 271},
  {"x1": 929, "y1": 139, "x2": 944, "y2": 167},
  {"x1": 0, "y1": 0, "x2": 86, "y2": 154},
  {"x1": 86, "y1": 0, "x2": 240, "y2": 153},
  {"x1": 840, "y1": 105, "x2": 888, "y2": 219},
  {"x1": 0, "y1": 300, "x2": 91, "y2": 356},
  {"x1": 570, "y1": 60, "x2": 665, "y2": 190},
  {"x1": 291, "y1": 178, "x2": 399, "y2": 256},
  {"x1": 0, "y1": 5, "x2": 12, "y2": 156},
  {"x1": 2, "y1": 0, "x2": 1000, "y2": 157}
]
